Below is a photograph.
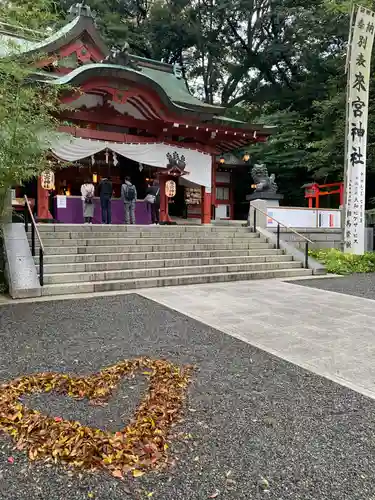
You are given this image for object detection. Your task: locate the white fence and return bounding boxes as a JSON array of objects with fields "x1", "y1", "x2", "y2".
[{"x1": 266, "y1": 207, "x2": 341, "y2": 229}]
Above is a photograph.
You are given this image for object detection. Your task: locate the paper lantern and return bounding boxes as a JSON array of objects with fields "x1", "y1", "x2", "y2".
[
  {"x1": 41, "y1": 170, "x2": 55, "y2": 190},
  {"x1": 165, "y1": 180, "x2": 177, "y2": 198}
]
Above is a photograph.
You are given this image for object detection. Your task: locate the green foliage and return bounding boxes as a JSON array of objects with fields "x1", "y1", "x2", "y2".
[
  {"x1": 0, "y1": 0, "x2": 62, "y2": 220},
  {"x1": 0, "y1": 0, "x2": 59, "y2": 30},
  {"x1": 310, "y1": 249, "x2": 375, "y2": 274}
]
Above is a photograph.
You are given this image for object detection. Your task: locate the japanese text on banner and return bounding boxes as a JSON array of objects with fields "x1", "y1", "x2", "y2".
[{"x1": 345, "y1": 6, "x2": 375, "y2": 254}]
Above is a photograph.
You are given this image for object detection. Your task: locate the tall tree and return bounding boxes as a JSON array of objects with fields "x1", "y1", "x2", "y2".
[{"x1": 0, "y1": 0, "x2": 62, "y2": 219}]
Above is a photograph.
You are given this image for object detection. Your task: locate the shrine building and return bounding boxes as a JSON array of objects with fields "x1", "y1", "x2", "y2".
[{"x1": 6, "y1": 3, "x2": 273, "y2": 224}]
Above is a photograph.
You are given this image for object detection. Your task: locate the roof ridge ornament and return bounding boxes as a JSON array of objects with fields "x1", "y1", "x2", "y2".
[
  {"x1": 102, "y1": 42, "x2": 142, "y2": 71},
  {"x1": 166, "y1": 151, "x2": 186, "y2": 170},
  {"x1": 68, "y1": 1, "x2": 96, "y2": 20}
]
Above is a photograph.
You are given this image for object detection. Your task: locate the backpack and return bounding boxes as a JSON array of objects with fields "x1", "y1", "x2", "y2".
[
  {"x1": 85, "y1": 186, "x2": 94, "y2": 204},
  {"x1": 126, "y1": 184, "x2": 136, "y2": 201}
]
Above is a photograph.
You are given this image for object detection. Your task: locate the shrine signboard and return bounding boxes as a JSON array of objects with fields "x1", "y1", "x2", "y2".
[{"x1": 344, "y1": 6, "x2": 375, "y2": 254}]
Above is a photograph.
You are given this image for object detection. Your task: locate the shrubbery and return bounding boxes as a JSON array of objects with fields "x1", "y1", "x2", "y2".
[{"x1": 310, "y1": 249, "x2": 375, "y2": 274}]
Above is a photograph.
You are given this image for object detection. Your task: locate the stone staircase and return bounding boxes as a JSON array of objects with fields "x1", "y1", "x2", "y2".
[{"x1": 32, "y1": 224, "x2": 312, "y2": 296}]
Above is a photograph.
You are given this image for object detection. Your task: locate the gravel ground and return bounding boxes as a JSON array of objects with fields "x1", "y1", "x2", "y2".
[
  {"x1": 0, "y1": 294, "x2": 375, "y2": 500},
  {"x1": 288, "y1": 273, "x2": 375, "y2": 300}
]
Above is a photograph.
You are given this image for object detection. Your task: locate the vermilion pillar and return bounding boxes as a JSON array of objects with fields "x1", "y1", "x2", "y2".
[
  {"x1": 201, "y1": 187, "x2": 212, "y2": 224},
  {"x1": 159, "y1": 176, "x2": 167, "y2": 222},
  {"x1": 211, "y1": 156, "x2": 216, "y2": 220},
  {"x1": 159, "y1": 176, "x2": 173, "y2": 223},
  {"x1": 37, "y1": 176, "x2": 51, "y2": 220}
]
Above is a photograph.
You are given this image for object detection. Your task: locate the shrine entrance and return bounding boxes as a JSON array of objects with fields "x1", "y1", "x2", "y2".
[{"x1": 35, "y1": 137, "x2": 213, "y2": 224}]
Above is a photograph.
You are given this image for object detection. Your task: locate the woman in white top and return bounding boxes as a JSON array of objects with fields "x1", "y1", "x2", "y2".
[{"x1": 81, "y1": 179, "x2": 95, "y2": 224}]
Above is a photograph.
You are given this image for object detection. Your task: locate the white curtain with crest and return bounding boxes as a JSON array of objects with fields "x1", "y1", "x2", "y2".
[{"x1": 49, "y1": 135, "x2": 212, "y2": 192}]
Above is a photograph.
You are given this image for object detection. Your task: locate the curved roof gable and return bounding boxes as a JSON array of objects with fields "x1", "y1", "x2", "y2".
[
  {"x1": 2, "y1": 6, "x2": 228, "y2": 118},
  {"x1": 25, "y1": 14, "x2": 108, "y2": 59},
  {"x1": 46, "y1": 63, "x2": 222, "y2": 120}
]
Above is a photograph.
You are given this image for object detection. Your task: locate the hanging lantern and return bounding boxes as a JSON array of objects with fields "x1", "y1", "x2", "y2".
[
  {"x1": 219, "y1": 155, "x2": 225, "y2": 165},
  {"x1": 92, "y1": 173, "x2": 98, "y2": 183},
  {"x1": 105, "y1": 149, "x2": 109, "y2": 164},
  {"x1": 243, "y1": 152, "x2": 250, "y2": 162},
  {"x1": 91, "y1": 155, "x2": 95, "y2": 166},
  {"x1": 113, "y1": 152, "x2": 118, "y2": 166},
  {"x1": 41, "y1": 170, "x2": 55, "y2": 190},
  {"x1": 165, "y1": 180, "x2": 177, "y2": 198}
]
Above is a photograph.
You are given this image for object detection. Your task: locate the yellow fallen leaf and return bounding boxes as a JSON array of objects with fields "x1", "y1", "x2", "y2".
[
  {"x1": 88, "y1": 493, "x2": 94, "y2": 499},
  {"x1": 132, "y1": 469, "x2": 145, "y2": 478}
]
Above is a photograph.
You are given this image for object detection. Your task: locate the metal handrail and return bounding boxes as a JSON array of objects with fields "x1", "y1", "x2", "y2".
[
  {"x1": 24, "y1": 196, "x2": 45, "y2": 286},
  {"x1": 250, "y1": 204, "x2": 313, "y2": 269}
]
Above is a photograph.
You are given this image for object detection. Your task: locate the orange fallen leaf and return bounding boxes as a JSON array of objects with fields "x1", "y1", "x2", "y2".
[
  {"x1": 54, "y1": 417, "x2": 63, "y2": 423},
  {"x1": 7, "y1": 457, "x2": 14, "y2": 464},
  {"x1": 111, "y1": 469, "x2": 124, "y2": 479}
]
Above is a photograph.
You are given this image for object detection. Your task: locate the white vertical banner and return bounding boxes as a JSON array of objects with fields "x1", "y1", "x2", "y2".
[{"x1": 344, "y1": 6, "x2": 375, "y2": 254}]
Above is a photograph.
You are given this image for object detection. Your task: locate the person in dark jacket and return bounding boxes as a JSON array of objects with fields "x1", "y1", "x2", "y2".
[
  {"x1": 121, "y1": 176, "x2": 137, "y2": 224},
  {"x1": 98, "y1": 177, "x2": 113, "y2": 224},
  {"x1": 145, "y1": 179, "x2": 160, "y2": 224}
]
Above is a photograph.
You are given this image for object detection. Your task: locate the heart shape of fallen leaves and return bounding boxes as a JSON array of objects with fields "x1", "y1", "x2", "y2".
[{"x1": 0, "y1": 358, "x2": 192, "y2": 478}]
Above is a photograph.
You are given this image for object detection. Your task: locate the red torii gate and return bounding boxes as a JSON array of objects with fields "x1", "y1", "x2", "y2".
[{"x1": 303, "y1": 182, "x2": 344, "y2": 209}]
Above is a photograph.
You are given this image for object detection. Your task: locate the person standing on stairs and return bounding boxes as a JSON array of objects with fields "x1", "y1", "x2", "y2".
[
  {"x1": 81, "y1": 179, "x2": 95, "y2": 224},
  {"x1": 122, "y1": 176, "x2": 137, "y2": 224},
  {"x1": 98, "y1": 176, "x2": 113, "y2": 224}
]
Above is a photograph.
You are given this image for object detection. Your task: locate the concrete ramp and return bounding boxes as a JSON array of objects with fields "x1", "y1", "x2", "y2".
[{"x1": 2, "y1": 223, "x2": 41, "y2": 298}]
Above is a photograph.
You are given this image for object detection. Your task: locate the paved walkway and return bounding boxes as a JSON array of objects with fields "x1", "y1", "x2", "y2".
[{"x1": 139, "y1": 279, "x2": 375, "y2": 400}]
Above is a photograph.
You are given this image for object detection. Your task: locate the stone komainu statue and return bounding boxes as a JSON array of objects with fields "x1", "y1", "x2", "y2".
[{"x1": 251, "y1": 164, "x2": 278, "y2": 193}]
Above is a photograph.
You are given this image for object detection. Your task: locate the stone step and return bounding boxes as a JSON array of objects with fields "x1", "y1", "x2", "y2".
[
  {"x1": 36, "y1": 248, "x2": 285, "y2": 264},
  {"x1": 36, "y1": 236, "x2": 264, "y2": 247},
  {"x1": 42, "y1": 242, "x2": 273, "y2": 255},
  {"x1": 41, "y1": 268, "x2": 313, "y2": 296},
  {"x1": 42, "y1": 261, "x2": 303, "y2": 284},
  {"x1": 36, "y1": 224, "x2": 249, "y2": 233},
  {"x1": 42, "y1": 254, "x2": 294, "y2": 274},
  {"x1": 31, "y1": 230, "x2": 256, "y2": 240}
]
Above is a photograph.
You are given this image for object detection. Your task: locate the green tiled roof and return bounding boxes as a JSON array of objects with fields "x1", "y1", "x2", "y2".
[
  {"x1": 0, "y1": 13, "x2": 272, "y2": 124},
  {"x1": 29, "y1": 17, "x2": 81, "y2": 52},
  {"x1": 0, "y1": 13, "x2": 223, "y2": 114},
  {"x1": 139, "y1": 65, "x2": 223, "y2": 112},
  {"x1": 0, "y1": 17, "x2": 80, "y2": 57},
  {"x1": 45, "y1": 63, "x2": 224, "y2": 117},
  {"x1": 11, "y1": 12, "x2": 222, "y2": 114}
]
